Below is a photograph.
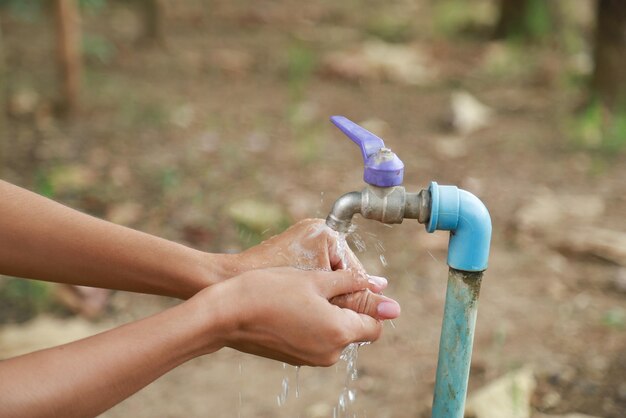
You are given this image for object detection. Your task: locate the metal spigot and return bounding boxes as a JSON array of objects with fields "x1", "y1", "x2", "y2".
[
  {"x1": 325, "y1": 116, "x2": 431, "y2": 233},
  {"x1": 326, "y1": 186, "x2": 431, "y2": 233}
]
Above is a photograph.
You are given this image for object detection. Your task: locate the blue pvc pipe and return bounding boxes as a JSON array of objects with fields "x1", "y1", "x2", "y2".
[
  {"x1": 431, "y1": 268, "x2": 483, "y2": 418},
  {"x1": 426, "y1": 182, "x2": 492, "y2": 272},
  {"x1": 426, "y1": 181, "x2": 491, "y2": 417}
]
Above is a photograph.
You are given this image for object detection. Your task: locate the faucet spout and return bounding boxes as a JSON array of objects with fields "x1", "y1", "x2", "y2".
[{"x1": 325, "y1": 191, "x2": 362, "y2": 233}]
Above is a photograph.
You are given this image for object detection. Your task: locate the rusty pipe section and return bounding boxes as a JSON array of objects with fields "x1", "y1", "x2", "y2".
[
  {"x1": 325, "y1": 186, "x2": 431, "y2": 233},
  {"x1": 431, "y1": 268, "x2": 483, "y2": 418}
]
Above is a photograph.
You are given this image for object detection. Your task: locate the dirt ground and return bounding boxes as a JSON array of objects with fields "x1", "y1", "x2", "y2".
[{"x1": 1, "y1": 1, "x2": 625, "y2": 417}]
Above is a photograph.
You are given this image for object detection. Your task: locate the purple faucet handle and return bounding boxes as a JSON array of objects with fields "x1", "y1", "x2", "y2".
[
  {"x1": 330, "y1": 116, "x2": 385, "y2": 161},
  {"x1": 330, "y1": 116, "x2": 404, "y2": 187}
]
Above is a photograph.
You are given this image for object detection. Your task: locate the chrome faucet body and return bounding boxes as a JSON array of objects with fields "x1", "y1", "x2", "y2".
[{"x1": 326, "y1": 186, "x2": 430, "y2": 233}]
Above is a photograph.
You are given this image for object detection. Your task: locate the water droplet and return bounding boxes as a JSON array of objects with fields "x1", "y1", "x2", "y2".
[
  {"x1": 379, "y1": 254, "x2": 388, "y2": 267},
  {"x1": 295, "y1": 366, "x2": 301, "y2": 398},
  {"x1": 277, "y1": 377, "x2": 289, "y2": 406},
  {"x1": 335, "y1": 343, "x2": 363, "y2": 416},
  {"x1": 348, "y1": 389, "x2": 356, "y2": 402}
]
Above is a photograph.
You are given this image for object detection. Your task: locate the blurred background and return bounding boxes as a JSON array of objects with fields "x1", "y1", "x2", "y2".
[{"x1": 0, "y1": 0, "x2": 625, "y2": 417}]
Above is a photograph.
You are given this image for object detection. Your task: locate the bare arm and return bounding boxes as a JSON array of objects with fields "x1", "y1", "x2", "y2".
[
  {"x1": 0, "y1": 180, "x2": 235, "y2": 299},
  {"x1": 0, "y1": 181, "x2": 387, "y2": 300},
  {"x1": 0, "y1": 268, "x2": 390, "y2": 418}
]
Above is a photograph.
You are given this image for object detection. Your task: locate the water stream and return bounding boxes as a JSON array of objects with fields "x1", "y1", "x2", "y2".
[{"x1": 275, "y1": 223, "x2": 389, "y2": 417}]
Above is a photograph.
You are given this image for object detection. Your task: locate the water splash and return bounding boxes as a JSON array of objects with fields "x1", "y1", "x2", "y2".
[
  {"x1": 334, "y1": 342, "x2": 370, "y2": 417},
  {"x1": 336, "y1": 232, "x2": 350, "y2": 268},
  {"x1": 331, "y1": 226, "x2": 388, "y2": 417},
  {"x1": 277, "y1": 376, "x2": 289, "y2": 407},
  {"x1": 349, "y1": 231, "x2": 367, "y2": 253},
  {"x1": 295, "y1": 366, "x2": 301, "y2": 398}
]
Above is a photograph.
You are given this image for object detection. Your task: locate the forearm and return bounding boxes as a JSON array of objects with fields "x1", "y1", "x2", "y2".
[
  {"x1": 0, "y1": 180, "x2": 237, "y2": 298},
  {"x1": 0, "y1": 296, "x2": 221, "y2": 418}
]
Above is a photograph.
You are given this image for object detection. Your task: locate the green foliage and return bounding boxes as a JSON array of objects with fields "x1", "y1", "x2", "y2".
[
  {"x1": 365, "y1": 15, "x2": 414, "y2": 44},
  {"x1": 0, "y1": 0, "x2": 42, "y2": 21},
  {"x1": 602, "y1": 308, "x2": 625, "y2": 330},
  {"x1": 286, "y1": 101, "x2": 327, "y2": 165},
  {"x1": 0, "y1": 0, "x2": 105, "y2": 21},
  {"x1": 35, "y1": 169, "x2": 55, "y2": 198},
  {"x1": 0, "y1": 277, "x2": 54, "y2": 323},
  {"x1": 160, "y1": 167, "x2": 180, "y2": 192},
  {"x1": 521, "y1": 0, "x2": 551, "y2": 41},
  {"x1": 83, "y1": 34, "x2": 116, "y2": 65},
  {"x1": 570, "y1": 99, "x2": 626, "y2": 154},
  {"x1": 433, "y1": 0, "x2": 472, "y2": 37},
  {"x1": 79, "y1": 0, "x2": 107, "y2": 14},
  {"x1": 433, "y1": 0, "x2": 495, "y2": 38},
  {"x1": 286, "y1": 43, "x2": 316, "y2": 101},
  {"x1": 118, "y1": 96, "x2": 167, "y2": 129}
]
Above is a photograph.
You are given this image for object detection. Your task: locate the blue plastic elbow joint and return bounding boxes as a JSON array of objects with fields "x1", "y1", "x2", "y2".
[{"x1": 426, "y1": 182, "x2": 492, "y2": 272}]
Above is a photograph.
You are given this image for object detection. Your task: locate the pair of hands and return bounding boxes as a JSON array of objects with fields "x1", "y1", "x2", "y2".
[
  {"x1": 191, "y1": 219, "x2": 401, "y2": 366},
  {"x1": 0, "y1": 181, "x2": 401, "y2": 417}
]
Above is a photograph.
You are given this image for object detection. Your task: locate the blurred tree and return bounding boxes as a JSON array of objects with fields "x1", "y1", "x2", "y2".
[
  {"x1": 592, "y1": 0, "x2": 626, "y2": 108},
  {"x1": 136, "y1": 0, "x2": 163, "y2": 44},
  {"x1": 53, "y1": 0, "x2": 82, "y2": 115},
  {"x1": 493, "y1": 0, "x2": 552, "y2": 41},
  {"x1": 0, "y1": 18, "x2": 5, "y2": 173}
]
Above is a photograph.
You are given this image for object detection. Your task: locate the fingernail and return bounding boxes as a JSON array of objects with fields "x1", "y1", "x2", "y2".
[
  {"x1": 377, "y1": 301, "x2": 401, "y2": 319},
  {"x1": 367, "y1": 275, "x2": 388, "y2": 288}
]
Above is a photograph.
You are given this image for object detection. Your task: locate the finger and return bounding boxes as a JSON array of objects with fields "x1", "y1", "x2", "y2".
[
  {"x1": 341, "y1": 309, "x2": 384, "y2": 343},
  {"x1": 366, "y1": 275, "x2": 388, "y2": 293},
  {"x1": 330, "y1": 290, "x2": 401, "y2": 320},
  {"x1": 316, "y1": 270, "x2": 369, "y2": 299}
]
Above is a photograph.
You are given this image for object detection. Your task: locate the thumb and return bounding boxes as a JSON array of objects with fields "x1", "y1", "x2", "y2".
[{"x1": 330, "y1": 290, "x2": 401, "y2": 320}]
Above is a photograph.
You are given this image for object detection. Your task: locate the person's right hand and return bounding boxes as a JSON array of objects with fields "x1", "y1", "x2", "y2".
[{"x1": 193, "y1": 267, "x2": 400, "y2": 366}]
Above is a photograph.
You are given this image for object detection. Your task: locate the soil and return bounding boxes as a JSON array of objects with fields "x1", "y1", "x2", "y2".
[{"x1": 1, "y1": 1, "x2": 624, "y2": 417}]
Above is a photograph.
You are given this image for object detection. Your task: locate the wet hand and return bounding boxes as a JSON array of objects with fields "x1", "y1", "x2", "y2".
[
  {"x1": 234, "y1": 219, "x2": 385, "y2": 292},
  {"x1": 196, "y1": 267, "x2": 399, "y2": 366}
]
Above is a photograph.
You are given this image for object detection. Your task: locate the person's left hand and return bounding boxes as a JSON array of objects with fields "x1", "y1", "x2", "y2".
[{"x1": 231, "y1": 219, "x2": 388, "y2": 293}]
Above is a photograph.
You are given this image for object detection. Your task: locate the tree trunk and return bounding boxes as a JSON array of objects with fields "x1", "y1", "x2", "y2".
[
  {"x1": 494, "y1": 0, "x2": 529, "y2": 38},
  {"x1": 493, "y1": 0, "x2": 552, "y2": 41},
  {"x1": 138, "y1": 0, "x2": 163, "y2": 44},
  {"x1": 0, "y1": 18, "x2": 5, "y2": 174},
  {"x1": 592, "y1": 0, "x2": 626, "y2": 108},
  {"x1": 53, "y1": 0, "x2": 82, "y2": 116}
]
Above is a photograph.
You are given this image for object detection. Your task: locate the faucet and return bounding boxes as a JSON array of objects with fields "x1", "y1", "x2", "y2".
[
  {"x1": 325, "y1": 116, "x2": 492, "y2": 418},
  {"x1": 325, "y1": 116, "x2": 431, "y2": 233}
]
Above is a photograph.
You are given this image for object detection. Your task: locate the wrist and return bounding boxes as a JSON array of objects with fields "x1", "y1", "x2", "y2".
[
  {"x1": 199, "y1": 252, "x2": 242, "y2": 284},
  {"x1": 172, "y1": 251, "x2": 241, "y2": 299},
  {"x1": 177, "y1": 288, "x2": 228, "y2": 357}
]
